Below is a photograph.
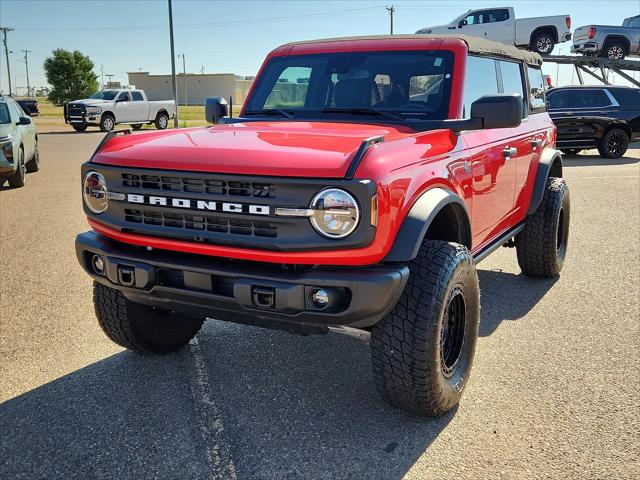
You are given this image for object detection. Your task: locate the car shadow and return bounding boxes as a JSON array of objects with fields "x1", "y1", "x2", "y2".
[
  {"x1": 562, "y1": 154, "x2": 639, "y2": 167},
  {"x1": 1, "y1": 323, "x2": 454, "y2": 479},
  {"x1": 477, "y1": 269, "x2": 558, "y2": 337}
]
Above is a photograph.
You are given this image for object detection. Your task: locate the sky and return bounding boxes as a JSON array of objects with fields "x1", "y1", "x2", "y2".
[{"x1": 0, "y1": 0, "x2": 638, "y2": 95}]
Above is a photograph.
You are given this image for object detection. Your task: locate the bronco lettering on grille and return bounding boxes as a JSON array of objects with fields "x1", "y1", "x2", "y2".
[{"x1": 124, "y1": 193, "x2": 270, "y2": 215}]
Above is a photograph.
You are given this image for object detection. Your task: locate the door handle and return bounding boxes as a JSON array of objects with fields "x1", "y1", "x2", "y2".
[
  {"x1": 503, "y1": 147, "x2": 517, "y2": 158},
  {"x1": 531, "y1": 139, "x2": 542, "y2": 148}
]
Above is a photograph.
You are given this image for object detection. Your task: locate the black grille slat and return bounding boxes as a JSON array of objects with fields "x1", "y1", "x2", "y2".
[{"x1": 121, "y1": 173, "x2": 275, "y2": 198}]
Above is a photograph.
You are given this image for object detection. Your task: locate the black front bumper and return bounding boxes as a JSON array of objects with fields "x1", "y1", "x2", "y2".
[{"x1": 76, "y1": 231, "x2": 409, "y2": 332}]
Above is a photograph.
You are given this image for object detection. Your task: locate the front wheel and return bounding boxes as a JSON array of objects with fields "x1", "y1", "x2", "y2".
[
  {"x1": 72, "y1": 123, "x2": 87, "y2": 132},
  {"x1": 26, "y1": 141, "x2": 40, "y2": 173},
  {"x1": 531, "y1": 31, "x2": 555, "y2": 55},
  {"x1": 155, "y1": 113, "x2": 169, "y2": 130},
  {"x1": 99, "y1": 115, "x2": 115, "y2": 132},
  {"x1": 598, "y1": 128, "x2": 629, "y2": 159},
  {"x1": 371, "y1": 240, "x2": 480, "y2": 417},
  {"x1": 8, "y1": 148, "x2": 26, "y2": 188},
  {"x1": 516, "y1": 177, "x2": 570, "y2": 278},
  {"x1": 93, "y1": 283, "x2": 205, "y2": 354}
]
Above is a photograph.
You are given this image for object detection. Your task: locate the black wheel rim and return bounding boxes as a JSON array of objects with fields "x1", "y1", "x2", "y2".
[
  {"x1": 607, "y1": 132, "x2": 626, "y2": 156},
  {"x1": 440, "y1": 285, "x2": 466, "y2": 377}
]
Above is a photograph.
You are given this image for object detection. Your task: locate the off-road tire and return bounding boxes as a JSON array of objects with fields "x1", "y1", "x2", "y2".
[
  {"x1": 99, "y1": 114, "x2": 115, "y2": 132},
  {"x1": 131, "y1": 123, "x2": 144, "y2": 130},
  {"x1": 516, "y1": 177, "x2": 569, "y2": 278},
  {"x1": 560, "y1": 148, "x2": 581, "y2": 156},
  {"x1": 93, "y1": 282, "x2": 205, "y2": 354},
  {"x1": 531, "y1": 31, "x2": 555, "y2": 55},
  {"x1": 26, "y1": 141, "x2": 40, "y2": 173},
  {"x1": 371, "y1": 240, "x2": 480, "y2": 417},
  {"x1": 8, "y1": 148, "x2": 26, "y2": 188},
  {"x1": 601, "y1": 40, "x2": 626, "y2": 60},
  {"x1": 155, "y1": 113, "x2": 169, "y2": 130},
  {"x1": 597, "y1": 128, "x2": 629, "y2": 159},
  {"x1": 72, "y1": 123, "x2": 87, "y2": 132}
]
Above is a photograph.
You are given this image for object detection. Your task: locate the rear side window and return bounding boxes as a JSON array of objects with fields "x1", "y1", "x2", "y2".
[
  {"x1": 609, "y1": 88, "x2": 640, "y2": 110},
  {"x1": 131, "y1": 91, "x2": 144, "y2": 101},
  {"x1": 526, "y1": 66, "x2": 546, "y2": 112},
  {"x1": 623, "y1": 16, "x2": 639, "y2": 28},
  {"x1": 548, "y1": 89, "x2": 611, "y2": 109},
  {"x1": 463, "y1": 56, "x2": 498, "y2": 118}
]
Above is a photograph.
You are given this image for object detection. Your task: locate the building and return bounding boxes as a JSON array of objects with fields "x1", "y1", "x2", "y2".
[{"x1": 127, "y1": 72, "x2": 253, "y2": 105}]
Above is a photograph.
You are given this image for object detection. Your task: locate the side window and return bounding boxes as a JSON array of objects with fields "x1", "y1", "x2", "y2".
[
  {"x1": 526, "y1": 66, "x2": 546, "y2": 112},
  {"x1": 463, "y1": 56, "x2": 498, "y2": 118},
  {"x1": 498, "y1": 60, "x2": 525, "y2": 117},
  {"x1": 547, "y1": 90, "x2": 570, "y2": 109},
  {"x1": 548, "y1": 89, "x2": 611, "y2": 109},
  {"x1": 265, "y1": 66, "x2": 311, "y2": 108},
  {"x1": 609, "y1": 88, "x2": 640, "y2": 110},
  {"x1": 117, "y1": 91, "x2": 130, "y2": 102},
  {"x1": 131, "y1": 91, "x2": 144, "y2": 101},
  {"x1": 463, "y1": 13, "x2": 478, "y2": 25},
  {"x1": 487, "y1": 9, "x2": 509, "y2": 23}
]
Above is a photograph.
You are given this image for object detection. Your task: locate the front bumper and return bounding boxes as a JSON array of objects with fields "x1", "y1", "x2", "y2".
[
  {"x1": 66, "y1": 113, "x2": 101, "y2": 125},
  {"x1": 76, "y1": 231, "x2": 409, "y2": 331},
  {"x1": 571, "y1": 42, "x2": 599, "y2": 54}
]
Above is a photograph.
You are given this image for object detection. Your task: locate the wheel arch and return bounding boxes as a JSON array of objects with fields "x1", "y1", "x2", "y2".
[
  {"x1": 603, "y1": 35, "x2": 631, "y2": 55},
  {"x1": 156, "y1": 109, "x2": 168, "y2": 117},
  {"x1": 603, "y1": 121, "x2": 631, "y2": 139},
  {"x1": 530, "y1": 26, "x2": 559, "y2": 45},
  {"x1": 384, "y1": 188, "x2": 472, "y2": 262},
  {"x1": 527, "y1": 148, "x2": 563, "y2": 215}
]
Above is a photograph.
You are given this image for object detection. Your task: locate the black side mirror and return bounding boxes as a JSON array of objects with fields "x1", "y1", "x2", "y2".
[
  {"x1": 471, "y1": 94, "x2": 522, "y2": 129},
  {"x1": 205, "y1": 96, "x2": 229, "y2": 124},
  {"x1": 459, "y1": 19, "x2": 468, "y2": 28},
  {"x1": 17, "y1": 116, "x2": 32, "y2": 126}
]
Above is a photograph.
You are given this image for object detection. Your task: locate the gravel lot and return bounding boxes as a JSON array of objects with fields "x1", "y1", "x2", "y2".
[{"x1": 1, "y1": 128, "x2": 638, "y2": 479}]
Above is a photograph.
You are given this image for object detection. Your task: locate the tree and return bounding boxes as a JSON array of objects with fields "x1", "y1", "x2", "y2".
[{"x1": 43, "y1": 49, "x2": 99, "y2": 105}]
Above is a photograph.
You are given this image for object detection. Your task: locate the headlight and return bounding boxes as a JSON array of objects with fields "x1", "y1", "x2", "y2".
[
  {"x1": 309, "y1": 188, "x2": 360, "y2": 238},
  {"x1": 83, "y1": 171, "x2": 108, "y2": 214},
  {"x1": 85, "y1": 106, "x2": 102, "y2": 114}
]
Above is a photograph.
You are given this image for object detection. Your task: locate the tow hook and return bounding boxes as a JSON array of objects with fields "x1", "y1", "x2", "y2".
[{"x1": 252, "y1": 286, "x2": 276, "y2": 309}]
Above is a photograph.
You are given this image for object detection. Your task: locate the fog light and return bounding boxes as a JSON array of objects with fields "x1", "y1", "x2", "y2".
[
  {"x1": 92, "y1": 254, "x2": 105, "y2": 275},
  {"x1": 311, "y1": 288, "x2": 330, "y2": 309}
]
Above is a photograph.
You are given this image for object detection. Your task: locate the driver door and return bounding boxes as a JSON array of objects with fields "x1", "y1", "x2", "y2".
[
  {"x1": 114, "y1": 91, "x2": 132, "y2": 122},
  {"x1": 457, "y1": 11, "x2": 486, "y2": 39}
]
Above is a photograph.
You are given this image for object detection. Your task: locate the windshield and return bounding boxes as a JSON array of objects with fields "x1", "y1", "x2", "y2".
[
  {"x1": 89, "y1": 90, "x2": 118, "y2": 100},
  {"x1": 244, "y1": 50, "x2": 454, "y2": 122},
  {"x1": 0, "y1": 103, "x2": 10, "y2": 124}
]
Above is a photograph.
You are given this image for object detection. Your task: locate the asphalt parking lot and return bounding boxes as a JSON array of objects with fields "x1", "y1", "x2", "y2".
[{"x1": 1, "y1": 128, "x2": 638, "y2": 480}]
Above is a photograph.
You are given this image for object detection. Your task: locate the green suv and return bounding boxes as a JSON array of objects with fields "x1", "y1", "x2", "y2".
[{"x1": 0, "y1": 96, "x2": 39, "y2": 188}]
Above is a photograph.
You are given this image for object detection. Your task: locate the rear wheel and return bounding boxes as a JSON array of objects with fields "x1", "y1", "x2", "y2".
[
  {"x1": 26, "y1": 140, "x2": 40, "y2": 173},
  {"x1": 597, "y1": 128, "x2": 629, "y2": 158},
  {"x1": 371, "y1": 240, "x2": 480, "y2": 417},
  {"x1": 516, "y1": 177, "x2": 570, "y2": 278},
  {"x1": 531, "y1": 31, "x2": 555, "y2": 55},
  {"x1": 155, "y1": 113, "x2": 169, "y2": 130},
  {"x1": 8, "y1": 148, "x2": 26, "y2": 188},
  {"x1": 72, "y1": 123, "x2": 87, "y2": 132},
  {"x1": 93, "y1": 282, "x2": 205, "y2": 354},
  {"x1": 601, "y1": 40, "x2": 627, "y2": 60},
  {"x1": 99, "y1": 114, "x2": 115, "y2": 132}
]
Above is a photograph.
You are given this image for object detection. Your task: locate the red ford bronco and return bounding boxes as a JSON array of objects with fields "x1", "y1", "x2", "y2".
[{"x1": 76, "y1": 35, "x2": 569, "y2": 417}]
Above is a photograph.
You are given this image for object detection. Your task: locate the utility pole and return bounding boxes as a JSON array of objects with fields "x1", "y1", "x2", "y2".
[
  {"x1": 168, "y1": 0, "x2": 179, "y2": 127},
  {"x1": 386, "y1": 6, "x2": 395, "y2": 35},
  {"x1": 21, "y1": 49, "x2": 31, "y2": 97},
  {"x1": 1, "y1": 27, "x2": 14, "y2": 95},
  {"x1": 178, "y1": 53, "x2": 187, "y2": 106},
  {"x1": 105, "y1": 74, "x2": 114, "y2": 85},
  {"x1": 100, "y1": 64, "x2": 104, "y2": 88},
  {"x1": 200, "y1": 65, "x2": 205, "y2": 75}
]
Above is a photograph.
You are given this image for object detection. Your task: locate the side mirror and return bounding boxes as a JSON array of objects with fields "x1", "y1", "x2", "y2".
[
  {"x1": 116, "y1": 97, "x2": 127, "y2": 103},
  {"x1": 17, "y1": 116, "x2": 32, "y2": 126},
  {"x1": 459, "y1": 19, "x2": 468, "y2": 28},
  {"x1": 205, "y1": 96, "x2": 229, "y2": 124},
  {"x1": 471, "y1": 94, "x2": 522, "y2": 129}
]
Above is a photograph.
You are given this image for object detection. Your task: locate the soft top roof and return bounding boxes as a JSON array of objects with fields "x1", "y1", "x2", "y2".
[{"x1": 281, "y1": 34, "x2": 543, "y2": 67}]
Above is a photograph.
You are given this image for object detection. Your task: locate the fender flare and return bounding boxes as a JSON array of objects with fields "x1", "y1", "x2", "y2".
[
  {"x1": 384, "y1": 187, "x2": 471, "y2": 262},
  {"x1": 527, "y1": 148, "x2": 563, "y2": 215}
]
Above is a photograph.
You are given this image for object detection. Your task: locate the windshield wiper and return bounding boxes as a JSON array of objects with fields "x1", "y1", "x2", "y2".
[
  {"x1": 321, "y1": 107, "x2": 402, "y2": 121},
  {"x1": 244, "y1": 109, "x2": 295, "y2": 119}
]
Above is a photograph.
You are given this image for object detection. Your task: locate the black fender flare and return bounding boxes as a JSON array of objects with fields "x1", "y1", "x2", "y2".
[
  {"x1": 527, "y1": 148, "x2": 563, "y2": 215},
  {"x1": 384, "y1": 187, "x2": 471, "y2": 262}
]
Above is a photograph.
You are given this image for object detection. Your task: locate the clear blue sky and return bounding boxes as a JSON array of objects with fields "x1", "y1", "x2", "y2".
[{"x1": 1, "y1": 0, "x2": 638, "y2": 94}]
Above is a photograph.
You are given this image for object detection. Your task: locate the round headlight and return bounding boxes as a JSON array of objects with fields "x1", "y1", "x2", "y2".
[
  {"x1": 83, "y1": 171, "x2": 109, "y2": 214},
  {"x1": 310, "y1": 188, "x2": 360, "y2": 238}
]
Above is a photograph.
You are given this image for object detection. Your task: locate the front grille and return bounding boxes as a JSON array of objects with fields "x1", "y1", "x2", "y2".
[
  {"x1": 122, "y1": 173, "x2": 275, "y2": 198},
  {"x1": 67, "y1": 103, "x2": 85, "y2": 115},
  {"x1": 124, "y1": 209, "x2": 278, "y2": 238}
]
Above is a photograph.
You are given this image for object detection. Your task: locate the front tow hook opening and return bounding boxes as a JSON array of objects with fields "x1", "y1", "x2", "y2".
[
  {"x1": 252, "y1": 286, "x2": 276, "y2": 309},
  {"x1": 118, "y1": 266, "x2": 136, "y2": 287}
]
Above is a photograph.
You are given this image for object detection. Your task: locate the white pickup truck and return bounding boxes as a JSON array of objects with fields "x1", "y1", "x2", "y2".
[
  {"x1": 64, "y1": 89, "x2": 176, "y2": 132},
  {"x1": 416, "y1": 7, "x2": 572, "y2": 55}
]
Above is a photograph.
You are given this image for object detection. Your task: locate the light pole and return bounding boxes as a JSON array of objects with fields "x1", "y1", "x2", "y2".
[
  {"x1": 0, "y1": 26, "x2": 14, "y2": 95},
  {"x1": 178, "y1": 53, "x2": 187, "y2": 106},
  {"x1": 168, "y1": 0, "x2": 179, "y2": 127},
  {"x1": 21, "y1": 49, "x2": 31, "y2": 97}
]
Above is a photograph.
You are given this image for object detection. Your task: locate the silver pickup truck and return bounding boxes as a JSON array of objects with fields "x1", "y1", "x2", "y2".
[
  {"x1": 572, "y1": 15, "x2": 640, "y2": 60},
  {"x1": 64, "y1": 89, "x2": 176, "y2": 132}
]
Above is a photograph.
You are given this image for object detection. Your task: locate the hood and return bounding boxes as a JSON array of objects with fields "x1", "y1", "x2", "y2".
[
  {"x1": 69, "y1": 99, "x2": 112, "y2": 105},
  {"x1": 91, "y1": 121, "x2": 415, "y2": 178}
]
